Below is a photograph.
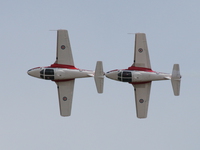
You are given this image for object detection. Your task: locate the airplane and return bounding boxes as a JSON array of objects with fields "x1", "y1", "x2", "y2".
[
  {"x1": 101, "y1": 33, "x2": 181, "y2": 118},
  {"x1": 27, "y1": 29, "x2": 103, "y2": 117}
]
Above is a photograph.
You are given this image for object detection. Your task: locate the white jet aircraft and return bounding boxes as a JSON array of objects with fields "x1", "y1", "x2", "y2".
[
  {"x1": 27, "y1": 30, "x2": 103, "y2": 117},
  {"x1": 103, "y1": 33, "x2": 181, "y2": 118}
]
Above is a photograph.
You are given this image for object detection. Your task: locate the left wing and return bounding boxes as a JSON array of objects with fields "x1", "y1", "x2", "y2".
[
  {"x1": 56, "y1": 80, "x2": 75, "y2": 116},
  {"x1": 132, "y1": 33, "x2": 151, "y2": 69},
  {"x1": 55, "y1": 30, "x2": 74, "y2": 66},
  {"x1": 132, "y1": 82, "x2": 152, "y2": 118}
]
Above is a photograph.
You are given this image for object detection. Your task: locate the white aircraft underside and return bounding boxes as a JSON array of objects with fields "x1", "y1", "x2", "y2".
[
  {"x1": 28, "y1": 67, "x2": 94, "y2": 81},
  {"x1": 27, "y1": 30, "x2": 100, "y2": 117},
  {"x1": 104, "y1": 33, "x2": 181, "y2": 118},
  {"x1": 106, "y1": 70, "x2": 171, "y2": 83}
]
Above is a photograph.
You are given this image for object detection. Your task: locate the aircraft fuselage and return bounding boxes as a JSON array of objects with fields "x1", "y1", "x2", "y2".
[
  {"x1": 27, "y1": 65, "x2": 94, "y2": 81},
  {"x1": 105, "y1": 69, "x2": 171, "y2": 84}
]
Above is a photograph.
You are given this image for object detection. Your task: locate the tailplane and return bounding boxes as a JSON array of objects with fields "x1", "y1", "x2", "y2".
[
  {"x1": 171, "y1": 64, "x2": 181, "y2": 96},
  {"x1": 94, "y1": 61, "x2": 104, "y2": 93}
]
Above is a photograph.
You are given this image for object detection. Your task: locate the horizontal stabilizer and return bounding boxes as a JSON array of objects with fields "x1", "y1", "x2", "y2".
[
  {"x1": 171, "y1": 64, "x2": 181, "y2": 96},
  {"x1": 94, "y1": 61, "x2": 104, "y2": 93}
]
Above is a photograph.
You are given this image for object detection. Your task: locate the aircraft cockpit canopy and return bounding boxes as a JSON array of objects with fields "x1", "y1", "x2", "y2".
[
  {"x1": 40, "y1": 68, "x2": 54, "y2": 80},
  {"x1": 118, "y1": 71, "x2": 132, "y2": 82}
]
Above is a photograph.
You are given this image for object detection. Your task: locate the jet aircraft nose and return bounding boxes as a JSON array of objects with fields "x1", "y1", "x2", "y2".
[
  {"x1": 105, "y1": 70, "x2": 118, "y2": 80},
  {"x1": 27, "y1": 67, "x2": 41, "y2": 78}
]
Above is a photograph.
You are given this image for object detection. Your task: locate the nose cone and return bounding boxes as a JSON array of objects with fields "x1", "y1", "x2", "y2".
[
  {"x1": 105, "y1": 71, "x2": 118, "y2": 80},
  {"x1": 27, "y1": 67, "x2": 41, "y2": 78}
]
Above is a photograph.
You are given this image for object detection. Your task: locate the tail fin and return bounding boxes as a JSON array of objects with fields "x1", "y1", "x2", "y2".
[
  {"x1": 171, "y1": 64, "x2": 181, "y2": 96},
  {"x1": 94, "y1": 61, "x2": 104, "y2": 93}
]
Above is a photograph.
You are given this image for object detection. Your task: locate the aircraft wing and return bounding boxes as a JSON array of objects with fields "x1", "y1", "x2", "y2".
[
  {"x1": 55, "y1": 30, "x2": 74, "y2": 66},
  {"x1": 56, "y1": 80, "x2": 75, "y2": 116},
  {"x1": 132, "y1": 33, "x2": 151, "y2": 69},
  {"x1": 132, "y1": 82, "x2": 152, "y2": 118}
]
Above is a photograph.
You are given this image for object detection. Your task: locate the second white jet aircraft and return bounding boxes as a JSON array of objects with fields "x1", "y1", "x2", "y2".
[{"x1": 102, "y1": 33, "x2": 181, "y2": 118}]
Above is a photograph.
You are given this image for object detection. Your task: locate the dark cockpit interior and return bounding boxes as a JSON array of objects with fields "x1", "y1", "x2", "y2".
[
  {"x1": 118, "y1": 71, "x2": 132, "y2": 82},
  {"x1": 40, "y1": 69, "x2": 54, "y2": 80}
]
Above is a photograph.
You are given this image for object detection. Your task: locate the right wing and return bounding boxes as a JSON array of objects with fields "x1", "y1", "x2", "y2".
[
  {"x1": 55, "y1": 30, "x2": 74, "y2": 66},
  {"x1": 132, "y1": 82, "x2": 152, "y2": 118},
  {"x1": 132, "y1": 33, "x2": 151, "y2": 69},
  {"x1": 56, "y1": 80, "x2": 75, "y2": 116}
]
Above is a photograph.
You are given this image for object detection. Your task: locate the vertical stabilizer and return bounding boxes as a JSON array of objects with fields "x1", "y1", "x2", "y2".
[
  {"x1": 171, "y1": 64, "x2": 181, "y2": 96},
  {"x1": 94, "y1": 61, "x2": 104, "y2": 93}
]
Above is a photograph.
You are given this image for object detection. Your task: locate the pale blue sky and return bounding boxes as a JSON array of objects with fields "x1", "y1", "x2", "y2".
[{"x1": 0, "y1": 0, "x2": 200, "y2": 149}]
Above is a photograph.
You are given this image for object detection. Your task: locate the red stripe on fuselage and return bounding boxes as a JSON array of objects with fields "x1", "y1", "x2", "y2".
[
  {"x1": 127, "y1": 66, "x2": 155, "y2": 72},
  {"x1": 129, "y1": 81, "x2": 151, "y2": 85},
  {"x1": 53, "y1": 79, "x2": 74, "y2": 82},
  {"x1": 50, "y1": 63, "x2": 78, "y2": 70}
]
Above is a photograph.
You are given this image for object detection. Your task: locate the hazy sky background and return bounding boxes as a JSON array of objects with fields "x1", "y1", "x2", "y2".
[{"x1": 1, "y1": 0, "x2": 200, "y2": 149}]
